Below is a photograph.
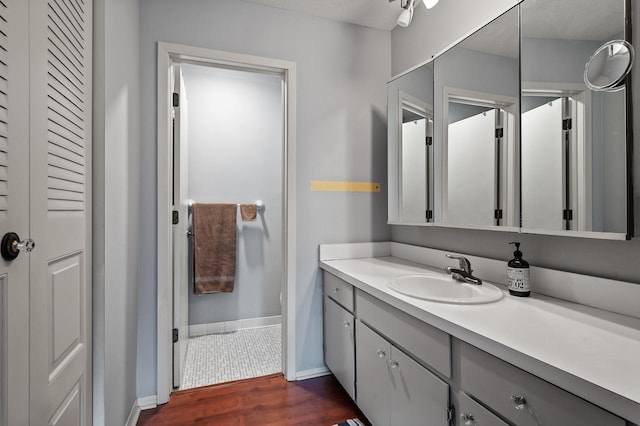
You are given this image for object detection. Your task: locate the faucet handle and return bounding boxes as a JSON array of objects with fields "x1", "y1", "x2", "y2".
[{"x1": 445, "y1": 254, "x2": 472, "y2": 273}]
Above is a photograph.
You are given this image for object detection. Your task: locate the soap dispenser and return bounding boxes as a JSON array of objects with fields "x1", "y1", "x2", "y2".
[{"x1": 507, "y1": 242, "x2": 530, "y2": 297}]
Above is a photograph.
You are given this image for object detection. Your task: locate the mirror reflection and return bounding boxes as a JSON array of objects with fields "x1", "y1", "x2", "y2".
[
  {"x1": 521, "y1": 0, "x2": 628, "y2": 234},
  {"x1": 585, "y1": 40, "x2": 634, "y2": 91},
  {"x1": 435, "y1": 7, "x2": 520, "y2": 228},
  {"x1": 400, "y1": 93, "x2": 433, "y2": 222},
  {"x1": 388, "y1": 62, "x2": 434, "y2": 224}
]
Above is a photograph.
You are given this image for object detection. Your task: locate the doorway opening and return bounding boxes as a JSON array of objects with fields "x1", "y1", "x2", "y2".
[
  {"x1": 442, "y1": 87, "x2": 519, "y2": 228},
  {"x1": 521, "y1": 83, "x2": 598, "y2": 232},
  {"x1": 175, "y1": 62, "x2": 283, "y2": 390},
  {"x1": 156, "y1": 43, "x2": 297, "y2": 404}
]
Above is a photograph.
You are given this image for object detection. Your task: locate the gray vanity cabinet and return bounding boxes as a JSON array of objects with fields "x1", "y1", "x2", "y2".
[
  {"x1": 453, "y1": 391, "x2": 510, "y2": 426},
  {"x1": 355, "y1": 320, "x2": 391, "y2": 425},
  {"x1": 323, "y1": 272, "x2": 355, "y2": 399},
  {"x1": 321, "y1": 269, "x2": 633, "y2": 426},
  {"x1": 323, "y1": 296, "x2": 355, "y2": 399},
  {"x1": 459, "y1": 341, "x2": 625, "y2": 426},
  {"x1": 356, "y1": 320, "x2": 449, "y2": 426}
]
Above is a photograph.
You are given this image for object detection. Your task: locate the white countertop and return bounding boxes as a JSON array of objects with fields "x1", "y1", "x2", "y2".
[{"x1": 320, "y1": 255, "x2": 640, "y2": 423}]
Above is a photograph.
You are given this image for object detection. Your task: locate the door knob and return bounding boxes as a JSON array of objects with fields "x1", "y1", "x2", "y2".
[{"x1": 1, "y1": 232, "x2": 35, "y2": 261}]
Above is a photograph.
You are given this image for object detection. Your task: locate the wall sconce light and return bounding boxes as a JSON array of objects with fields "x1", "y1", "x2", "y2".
[
  {"x1": 395, "y1": 0, "x2": 440, "y2": 28},
  {"x1": 397, "y1": 0, "x2": 415, "y2": 27}
]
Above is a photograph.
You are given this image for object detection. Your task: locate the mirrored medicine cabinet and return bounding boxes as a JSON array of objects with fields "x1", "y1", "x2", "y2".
[{"x1": 387, "y1": 0, "x2": 633, "y2": 240}]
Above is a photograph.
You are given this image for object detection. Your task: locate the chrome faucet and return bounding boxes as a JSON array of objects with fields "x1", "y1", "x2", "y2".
[{"x1": 444, "y1": 254, "x2": 482, "y2": 285}]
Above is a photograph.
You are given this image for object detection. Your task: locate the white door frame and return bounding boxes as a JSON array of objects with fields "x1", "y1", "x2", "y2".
[
  {"x1": 521, "y1": 82, "x2": 592, "y2": 232},
  {"x1": 441, "y1": 86, "x2": 519, "y2": 228},
  {"x1": 156, "y1": 42, "x2": 297, "y2": 404}
]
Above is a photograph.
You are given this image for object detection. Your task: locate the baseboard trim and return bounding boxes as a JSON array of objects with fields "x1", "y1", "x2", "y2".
[
  {"x1": 125, "y1": 400, "x2": 141, "y2": 426},
  {"x1": 189, "y1": 315, "x2": 282, "y2": 337},
  {"x1": 138, "y1": 395, "x2": 158, "y2": 410},
  {"x1": 295, "y1": 366, "x2": 331, "y2": 381}
]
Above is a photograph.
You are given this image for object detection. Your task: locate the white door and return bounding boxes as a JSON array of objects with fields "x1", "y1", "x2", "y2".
[
  {"x1": 1, "y1": 1, "x2": 31, "y2": 425},
  {"x1": 447, "y1": 109, "x2": 496, "y2": 226},
  {"x1": 522, "y1": 98, "x2": 564, "y2": 230},
  {"x1": 172, "y1": 66, "x2": 189, "y2": 388},
  {"x1": 401, "y1": 117, "x2": 427, "y2": 222},
  {"x1": 29, "y1": 0, "x2": 92, "y2": 424}
]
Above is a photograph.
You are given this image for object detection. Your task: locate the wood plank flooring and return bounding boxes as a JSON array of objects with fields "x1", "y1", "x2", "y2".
[{"x1": 137, "y1": 373, "x2": 370, "y2": 426}]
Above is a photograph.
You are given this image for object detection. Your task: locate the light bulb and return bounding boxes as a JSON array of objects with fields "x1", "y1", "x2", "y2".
[
  {"x1": 423, "y1": 0, "x2": 439, "y2": 9},
  {"x1": 397, "y1": 7, "x2": 413, "y2": 27}
]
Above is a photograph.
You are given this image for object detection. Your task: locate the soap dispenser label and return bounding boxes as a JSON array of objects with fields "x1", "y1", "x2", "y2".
[{"x1": 507, "y1": 267, "x2": 530, "y2": 292}]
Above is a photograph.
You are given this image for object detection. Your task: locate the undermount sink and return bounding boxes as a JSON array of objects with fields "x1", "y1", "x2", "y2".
[{"x1": 388, "y1": 274, "x2": 503, "y2": 304}]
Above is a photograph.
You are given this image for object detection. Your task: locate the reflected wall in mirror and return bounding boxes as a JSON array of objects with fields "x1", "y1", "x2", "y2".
[
  {"x1": 435, "y1": 7, "x2": 519, "y2": 229},
  {"x1": 521, "y1": 0, "x2": 629, "y2": 236},
  {"x1": 388, "y1": 62, "x2": 434, "y2": 224}
]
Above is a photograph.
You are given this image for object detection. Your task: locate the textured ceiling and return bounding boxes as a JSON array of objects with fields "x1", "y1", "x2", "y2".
[
  {"x1": 241, "y1": 0, "x2": 624, "y2": 39},
  {"x1": 521, "y1": 0, "x2": 624, "y2": 40},
  {"x1": 240, "y1": 0, "x2": 424, "y2": 31}
]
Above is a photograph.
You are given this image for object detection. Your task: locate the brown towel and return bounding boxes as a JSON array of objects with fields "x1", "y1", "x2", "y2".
[
  {"x1": 192, "y1": 203, "x2": 237, "y2": 294},
  {"x1": 240, "y1": 204, "x2": 257, "y2": 222}
]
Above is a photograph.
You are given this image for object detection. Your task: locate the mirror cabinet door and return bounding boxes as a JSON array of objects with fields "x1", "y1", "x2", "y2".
[
  {"x1": 434, "y1": 7, "x2": 520, "y2": 229},
  {"x1": 521, "y1": 0, "x2": 629, "y2": 236},
  {"x1": 388, "y1": 0, "x2": 632, "y2": 238},
  {"x1": 388, "y1": 62, "x2": 434, "y2": 224}
]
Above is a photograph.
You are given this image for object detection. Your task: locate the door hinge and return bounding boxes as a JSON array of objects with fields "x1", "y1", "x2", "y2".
[
  {"x1": 494, "y1": 209, "x2": 503, "y2": 220},
  {"x1": 173, "y1": 328, "x2": 179, "y2": 343},
  {"x1": 173, "y1": 92, "x2": 179, "y2": 107},
  {"x1": 563, "y1": 118, "x2": 572, "y2": 130},
  {"x1": 426, "y1": 136, "x2": 433, "y2": 146},
  {"x1": 172, "y1": 210, "x2": 179, "y2": 225},
  {"x1": 563, "y1": 209, "x2": 573, "y2": 220},
  {"x1": 447, "y1": 406, "x2": 455, "y2": 425},
  {"x1": 495, "y1": 127, "x2": 504, "y2": 138},
  {"x1": 426, "y1": 209, "x2": 433, "y2": 220}
]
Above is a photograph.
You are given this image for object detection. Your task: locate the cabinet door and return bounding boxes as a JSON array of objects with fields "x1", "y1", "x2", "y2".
[
  {"x1": 324, "y1": 296, "x2": 355, "y2": 399},
  {"x1": 356, "y1": 320, "x2": 391, "y2": 426},
  {"x1": 389, "y1": 346, "x2": 449, "y2": 426},
  {"x1": 460, "y1": 342, "x2": 624, "y2": 426},
  {"x1": 454, "y1": 391, "x2": 509, "y2": 426}
]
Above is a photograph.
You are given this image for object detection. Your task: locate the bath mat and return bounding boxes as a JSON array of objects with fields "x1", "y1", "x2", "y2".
[{"x1": 332, "y1": 419, "x2": 365, "y2": 426}]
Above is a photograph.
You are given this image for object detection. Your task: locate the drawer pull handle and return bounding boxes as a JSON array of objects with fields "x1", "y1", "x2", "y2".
[
  {"x1": 376, "y1": 350, "x2": 386, "y2": 358},
  {"x1": 343, "y1": 321, "x2": 350, "y2": 328},
  {"x1": 389, "y1": 360, "x2": 399, "y2": 369},
  {"x1": 511, "y1": 394, "x2": 527, "y2": 410},
  {"x1": 332, "y1": 288, "x2": 339, "y2": 293},
  {"x1": 460, "y1": 413, "x2": 475, "y2": 426}
]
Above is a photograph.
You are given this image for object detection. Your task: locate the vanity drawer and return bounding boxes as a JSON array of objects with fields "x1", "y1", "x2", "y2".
[
  {"x1": 324, "y1": 272, "x2": 354, "y2": 312},
  {"x1": 455, "y1": 392, "x2": 509, "y2": 426},
  {"x1": 459, "y1": 341, "x2": 624, "y2": 426},
  {"x1": 356, "y1": 290, "x2": 451, "y2": 377}
]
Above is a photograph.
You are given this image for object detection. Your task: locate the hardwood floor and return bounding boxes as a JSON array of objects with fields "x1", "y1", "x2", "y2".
[{"x1": 137, "y1": 373, "x2": 370, "y2": 426}]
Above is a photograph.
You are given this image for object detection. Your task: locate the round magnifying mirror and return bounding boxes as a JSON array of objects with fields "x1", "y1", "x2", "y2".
[{"x1": 584, "y1": 40, "x2": 635, "y2": 91}]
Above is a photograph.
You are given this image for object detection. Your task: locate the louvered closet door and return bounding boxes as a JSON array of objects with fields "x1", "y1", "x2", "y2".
[
  {"x1": 29, "y1": 0, "x2": 92, "y2": 424},
  {"x1": 0, "y1": 1, "x2": 31, "y2": 425}
]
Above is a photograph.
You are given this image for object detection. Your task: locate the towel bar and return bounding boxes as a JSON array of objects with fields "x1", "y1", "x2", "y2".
[{"x1": 186, "y1": 199, "x2": 265, "y2": 211}]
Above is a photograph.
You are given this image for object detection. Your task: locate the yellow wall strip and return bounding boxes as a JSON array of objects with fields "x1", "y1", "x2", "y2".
[{"x1": 310, "y1": 181, "x2": 381, "y2": 193}]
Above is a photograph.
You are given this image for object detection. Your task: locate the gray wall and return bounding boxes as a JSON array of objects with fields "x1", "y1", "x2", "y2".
[
  {"x1": 138, "y1": 0, "x2": 391, "y2": 397},
  {"x1": 181, "y1": 64, "x2": 283, "y2": 325},
  {"x1": 391, "y1": 0, "x2": 640, "y2": 284},
  {"x1": 93, "y1": 0, "x2": 140, "y2": 423}
]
